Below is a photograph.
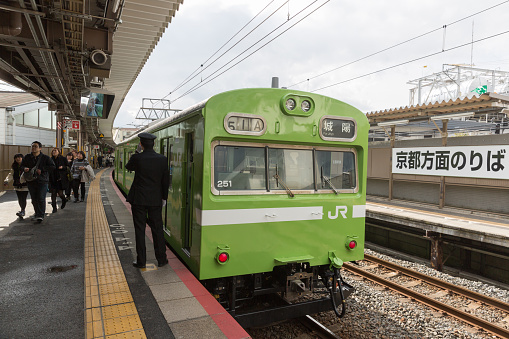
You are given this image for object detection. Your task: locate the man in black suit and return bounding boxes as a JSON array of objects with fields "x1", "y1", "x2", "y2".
[{"x1": 126, "y1": 133, "x2": 170, "y2": 268}]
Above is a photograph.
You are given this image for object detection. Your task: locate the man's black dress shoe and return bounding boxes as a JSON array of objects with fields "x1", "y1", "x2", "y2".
[
  {"x1": 157, "y1": 261, "x2": 168, "y2": 267},
  {"x1": 132, "y1": 262, "x2": 146, "y2": 268}
]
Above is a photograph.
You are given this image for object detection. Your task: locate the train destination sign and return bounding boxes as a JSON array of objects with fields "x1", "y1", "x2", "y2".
[
  {"x1": 319, "y1": 116, "x2": 356, "y2": 141},
  {"x1": 224, "y1": 113, "x2": 266, "y2": 136},
  {"x1": 392, "y1": 145, "x2": 508, "y2": 180}
]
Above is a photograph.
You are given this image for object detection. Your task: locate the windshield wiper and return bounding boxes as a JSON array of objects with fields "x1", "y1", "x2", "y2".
[
  {"x1": 321, "y1": 167, "x2": 339, "y2": 195},
  {"x1": 274, "y1": 165, "x2": 294, "y2": 198}
]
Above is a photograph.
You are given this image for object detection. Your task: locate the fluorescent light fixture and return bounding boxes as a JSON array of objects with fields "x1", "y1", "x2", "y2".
[
  {"x1": 377, "y1": 119, "x2": 409, "y2": 127},
  {"x1": 430, "y1": 112, "x2": 474, "y2": 120}
]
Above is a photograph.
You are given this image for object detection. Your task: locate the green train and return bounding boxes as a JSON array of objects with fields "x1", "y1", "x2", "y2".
[{"x1": 114, "y1": 88, "x2": 368, "y2": 325}]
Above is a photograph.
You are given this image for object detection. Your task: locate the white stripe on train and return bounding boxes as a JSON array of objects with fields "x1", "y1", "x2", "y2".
[{"x1": 197, "y1": 205, "x2": 366, "y2": 226}]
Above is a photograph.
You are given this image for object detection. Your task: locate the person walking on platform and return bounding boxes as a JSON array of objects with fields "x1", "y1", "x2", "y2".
[
  {"x1": 3, "y1": 154, "x2": 29, "y2": 218},
  {"x1": 49, "y1": 148, "x2": 69, "y2": 213},
  {"x1": 65, "y1": 152, "x2": 74, "y2": 200},
  {"x1": 126, "y1": 132, "x2": 170, "y2": 268},
  {"x1": 21, "y1": 141, "x2": 55, "y2": 222},
  {"x1": 71, "y1": 151, "x2": 94, "y2": 202},
  {"x1": 98, "y1": 154, "x2": 103, "y2": 168}
]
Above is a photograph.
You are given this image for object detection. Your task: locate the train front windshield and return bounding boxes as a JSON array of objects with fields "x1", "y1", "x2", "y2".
[{"x1": 213, "y1": 145, "x2": 357, "y2": 193}]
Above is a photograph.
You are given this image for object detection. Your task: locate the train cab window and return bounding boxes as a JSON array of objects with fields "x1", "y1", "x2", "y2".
[
  {"x1": 268, "y1": 149, "x2": 314, "y2": 190},
  {"x1": 212, "y1": 142, "x2": 358, "y2": 195},
  {"x1": 315, "y1": 150, "x2": 356, "y2": 190},
  {"x1": 214, "y1": 146, "x2": 266, "y2": 191}
]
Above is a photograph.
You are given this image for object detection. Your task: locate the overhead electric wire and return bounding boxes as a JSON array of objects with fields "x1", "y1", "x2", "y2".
[
  {"x1": 288, "y1": 0, "x2": 509, "y2": 89},
  {"x1": 162, "y1": 0, "x2": 283, "y2": 100},
  {"x1": 172, "y1": 0, "x2": 330, "y2": 103},
  {"x1": 311, "y1": 28, "x2": 509, "y2": 93}
]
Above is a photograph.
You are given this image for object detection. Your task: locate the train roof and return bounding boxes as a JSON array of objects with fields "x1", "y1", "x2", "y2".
[
  {"x1": 118, "y1": 98, "x2": 208, "y2": 146},
  {"x1": 117, "y1": 87, "x2": 367, "y2": 146}
]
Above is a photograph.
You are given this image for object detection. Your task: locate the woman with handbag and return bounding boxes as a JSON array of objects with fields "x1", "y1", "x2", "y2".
[
  {"x1": 3, "y1": 154, "x2": 29, "y2": 218},
  {"x1": 49, "y1": 148, "x2": 69, "y2": 213},
  {"x1": 71, "y1": 151, "x2": 90, "y2": 202},
  {"x1": 65, "y1": 152, "x2": 74, "y2": 200}
]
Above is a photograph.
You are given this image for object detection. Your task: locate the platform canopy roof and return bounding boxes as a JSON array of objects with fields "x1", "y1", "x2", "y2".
[
  {"x1": 0, "y1": 0, "x2": 184, "y2": 147},
  {"x1": 367, "y1": 93, "x2": 509, "y2": 127}
]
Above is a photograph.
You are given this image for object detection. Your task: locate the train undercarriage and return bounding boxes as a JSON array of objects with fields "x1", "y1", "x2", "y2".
[{"x1": 202, "y1": 262, "x2": 354, "y2": 328}]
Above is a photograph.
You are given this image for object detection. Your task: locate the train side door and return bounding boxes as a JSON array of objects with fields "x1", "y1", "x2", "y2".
[
  {"x1": 182, "y1": 133, "x2": 194, "y2": 254},
  {"x1": 161, "y1": 138, "x2": 173, "y2": 233}
]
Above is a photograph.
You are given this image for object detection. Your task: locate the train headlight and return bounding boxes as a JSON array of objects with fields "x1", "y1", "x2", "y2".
[
  {"x1": 285, "y1": 98, "x2": 296, "y2": 111},
  {"x1": 301, "y1": 100, "x2": 311, "y2": 112},
  {"x1": 348, "y1": 241, "x2": 357, "y2": 249},
  {"x1": 280, "y1": 94, "x2": 314, "y2": 116}
]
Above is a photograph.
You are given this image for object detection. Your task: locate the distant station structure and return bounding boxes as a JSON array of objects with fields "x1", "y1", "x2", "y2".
[
  {"x1": 408, "y1": 64, "x2": 509, "y2": 106},
  {"x1": 135, "y1": 98, "x2": 180, "y2": 121},
  {"x1": 369, "y1": 65, "x2": 509, "y2": 141}
]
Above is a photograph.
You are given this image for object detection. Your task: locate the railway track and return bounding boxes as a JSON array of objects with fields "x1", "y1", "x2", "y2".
[
  {"x1": 343, "y1": 254, "x2": 509, "y2": 338},
  {"x1": 297, "y1": 315, "x2": 339, "y2": 339}
]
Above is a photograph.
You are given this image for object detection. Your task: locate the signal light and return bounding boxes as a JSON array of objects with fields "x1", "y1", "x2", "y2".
[
  {"x1": 348, "y1": 241, "x2": 357, "y2": 249},
  {"x1": 218, "y1": 253, "x2": 228, "y2": 263}
]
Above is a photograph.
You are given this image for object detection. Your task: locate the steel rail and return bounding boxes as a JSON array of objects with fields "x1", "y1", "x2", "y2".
[
  {"x1": 343, "y1": 263, "x2": 509, "y2": 338},
  {"x1": 364, "y1": 254, "x2": 509, "y2": 313},
  {"x1": 297, "y1": 315, "x2": 339, "y2": 339}
]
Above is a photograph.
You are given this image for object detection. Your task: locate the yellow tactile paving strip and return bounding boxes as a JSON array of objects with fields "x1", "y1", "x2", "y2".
[{"x1": 85, "y1": 169, "x2": 146, "y2": 339}]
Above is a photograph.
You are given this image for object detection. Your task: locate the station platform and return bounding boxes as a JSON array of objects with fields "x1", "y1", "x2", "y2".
[
  {"x1": 366, "y1": 195, "x2": 509, "y2": 248},
  {"x1": 0, "y1": 168, "x2": 250, "y2": 339}
]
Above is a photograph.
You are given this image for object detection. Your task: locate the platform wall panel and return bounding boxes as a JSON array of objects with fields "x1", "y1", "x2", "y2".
[
  {"x1": 392, "y1": 181, "x2": 439, "y2": 205},
  {"x1": 444, "y1": 185, "x2": 509, "y2": 214}
]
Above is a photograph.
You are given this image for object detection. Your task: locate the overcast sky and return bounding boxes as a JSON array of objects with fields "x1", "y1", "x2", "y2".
[{"x1": 112, "y1": 0, "x2": 509, "y2": 127}]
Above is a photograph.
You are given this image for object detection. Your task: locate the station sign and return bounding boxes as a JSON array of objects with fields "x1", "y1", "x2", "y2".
[
  {"x1": 393, "y1": 145, "x2": 509, "y2": 180},
  {"x1": 93, "y1": 145, "x2": 100, "y2": 150},
  {"x1": 72, "y1": 120, "x2": 80, "y2": 130},
  {"x1": 63, "y1": 119, "x2": 72, "y2": 129}
]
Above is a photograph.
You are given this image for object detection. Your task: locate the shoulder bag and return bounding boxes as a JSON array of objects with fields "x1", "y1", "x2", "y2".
[{"x1": 23, "y1": 155, "x2": 42, "y2": 182}]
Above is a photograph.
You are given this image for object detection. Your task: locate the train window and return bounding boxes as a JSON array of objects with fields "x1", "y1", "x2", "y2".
[
  {"x1": 315, "y1": 150, "x2": 356, "y2": 190},
  {"x1": 268, "y1": 149, "x2": 314, "y2": 190},
  {"x1": 212, "y1": 142, "x2": 358, "y2": 195},
  {"x1": 214, "y1": 146, "x2": 266, "y2": 191}
]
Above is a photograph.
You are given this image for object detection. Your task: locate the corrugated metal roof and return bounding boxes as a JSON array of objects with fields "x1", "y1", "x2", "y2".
[
  {"x1": 0, "y1": 92, "x2": 39, "y2": 108},
  {"x1": 366, "y1": 93, "x2": 509, "y2": 125},
  {"x1": 99, "y1": 0, "x2": 184, "y2": 145}
]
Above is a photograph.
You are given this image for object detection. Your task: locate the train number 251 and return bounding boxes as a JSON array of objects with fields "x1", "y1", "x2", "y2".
[{"x1": 217, "y1": 180, "x2": 232, "y2": 188}]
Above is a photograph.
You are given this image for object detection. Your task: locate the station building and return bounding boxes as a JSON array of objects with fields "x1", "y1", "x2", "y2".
[{"x1": 0, "y1": 91, "x2": 56, "y2": 147}]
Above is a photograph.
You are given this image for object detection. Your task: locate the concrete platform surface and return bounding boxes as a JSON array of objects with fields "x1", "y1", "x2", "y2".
[{"x1": 0, "y1": 168, "x2": 251, "y2": 339}]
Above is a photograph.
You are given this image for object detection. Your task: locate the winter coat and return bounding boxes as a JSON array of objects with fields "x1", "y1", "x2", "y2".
[
  {"x1": 21, "y1": 153, "x2": 55, "y2": 183},
  {"x1": 49, "y1": 155, "x2": 70, "y2": 190},
  {"x1": 4, "y1": 165, "x2": 29, "y2": 191},
  {"x1": 81, "y1": 165, "x2": 95, "y2": 183}
]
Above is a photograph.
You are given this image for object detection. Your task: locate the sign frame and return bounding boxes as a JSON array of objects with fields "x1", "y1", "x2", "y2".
[
  {"x1": 319, "y1": 115, "x2": 357, "y2": 142},
  {"x1": 392, "y1": 145, "x2": 509, "y2": 180},
  {"x1": 224, "y1": 112, "x2": 267, "y2": 136},
  {"x1": 71, "y1": 120, "x2": 80, "y2": 130}
]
